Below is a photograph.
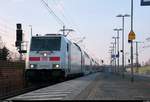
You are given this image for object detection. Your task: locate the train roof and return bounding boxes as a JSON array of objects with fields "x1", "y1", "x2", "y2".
[
  {"x1": 32, "y1": 34, "x2": 79, "y2": 45},
  {"x1": 32, "y1": 34, "x2": 63, "y2": 37}
]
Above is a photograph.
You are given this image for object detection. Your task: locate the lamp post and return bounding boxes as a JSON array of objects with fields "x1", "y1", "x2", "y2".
[
  {"x1": 110, "y1": 43, "x2": 115, "y2": 69},
  {"x1": 112, "y1": 37, "x2": 117, "y2": 73},
  {"x1": 130, "y1": 0, "x2": 134, "y2": 82},
  {"x1": 109, "y1": 46, "x2": 114, "y2": 67},
  {"x1": 134, "y1": 41, "x2": 144, "y2": 74},
  {"x1": 114, "y1": 28, "x2": 122, "y2": 73},
  {"x1": 108, "y1": 49, "x2": 113, "y2": 66},
  {"x1": 135, "y1": 42, "x2": 139, "y2": 74},
  {"x1": 110, "y1": 42, "x2": 115, "y2": 72},
  {"x1": 125, "y1": 52, "x2": 129, "y2": 70},
  {"x1": 29, "y1": 25, "x2": 32, "y2": 37},
  {"x1": 116, "y1": 14, "x2": 130, "y2": 77}
]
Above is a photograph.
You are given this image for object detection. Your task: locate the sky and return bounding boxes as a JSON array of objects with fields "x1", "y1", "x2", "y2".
[{"x1": 0, "y1": 0, "x2": 150, "y2": 65}]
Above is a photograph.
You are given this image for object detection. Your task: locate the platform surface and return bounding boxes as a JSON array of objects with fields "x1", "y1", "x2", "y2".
[{"x1": 5, "y1": 72, "x2": 150, "y2": 101}]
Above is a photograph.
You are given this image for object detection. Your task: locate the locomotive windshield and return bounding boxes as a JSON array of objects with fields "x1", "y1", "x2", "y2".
[{"x1": 30, "y1": 37, "x2": 61, "y2": 51}]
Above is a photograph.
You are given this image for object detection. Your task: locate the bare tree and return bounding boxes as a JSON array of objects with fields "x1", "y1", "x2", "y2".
[
  {"x1": 0, "y1": 46, "x2": 10, "y2": 61},
  {"x1": 0, "y1": 36, "x2": 11, "y2": 61}
]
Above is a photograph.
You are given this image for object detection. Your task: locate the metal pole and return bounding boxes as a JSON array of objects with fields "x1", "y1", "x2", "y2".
[
  {"x1": 111, "y1": 43, "x2": 115, "y2": 71},
  {"x1": 131, "y1": 0, "x2": 133, "y2": 31},
  {"x1": 31, "y1": 26, "x2": 32, "y2": 37},
  {"x1": 109, "y1": 51, "x2": 112, "y2": 66},
  {"x1": 131, "y1": 41, "x2": 134, "y2": 82},
  {"x1": 134, "y1": 41, "x2": 144, "y2": 73},
  {"x1": 19, "y1": 43, "x2": 22, "y2": 61},
  {"x1": 125, "y1": 52, "x2": 126, "y2": 70},
  {"x1": 114, "y1": 38, "x2": 117, "y2": 73},
  {"x1": 131, "y1": 0, "x2": 134, "y2": 82},
  {"x1": 124, "y1": 52, "x2": 129, "y2": 73},
  {"x1": 63, "y1": 25, "x2": 65, "y2": 35},
  {"x1": 117, "y1": 30, "x2": 120, "y2": 73},
  {"x1": 112, "y1": 44, "x2": 115, "y2": 68},
  {"x1": 29, "y1": 25, "x2": 32, "y2": 37},
  {"x1": 122, "y1": 16, "x2": 125, "y2": 77},
  {"x1": 136, "y1": 42, "x2": 139, "y2": 74},
  {"x1": 112, "y1": 43, "x2": 115, "y2": 71},
  {"x1": 110, "y1": 52, "x2": 111, "y2": 65}
]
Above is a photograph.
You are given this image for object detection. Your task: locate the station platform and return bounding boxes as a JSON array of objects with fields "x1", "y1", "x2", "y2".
[
  {"x1": 74, "y1": 72, "x2": 150, "y2": 100},
  {"x1": 6, "y1": 72, "x2": 150, "y2": 101}
]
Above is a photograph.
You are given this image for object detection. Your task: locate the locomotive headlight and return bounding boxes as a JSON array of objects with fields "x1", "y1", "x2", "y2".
[
  {"x1": 30, "y1": 64, "x2": 34, "y2": 68},
  {"x1": 43, "y1": 53, "x2": 47, "y2": 57},
  {"x1": 30, "y1": 64, "x2": 37, "y2": 68},
  {"x1": 56, "y1": 64, "x2": 59, "y2": 68},
  {"x1": 53, "y1": 64, "x2": 60, "y2": 69}
]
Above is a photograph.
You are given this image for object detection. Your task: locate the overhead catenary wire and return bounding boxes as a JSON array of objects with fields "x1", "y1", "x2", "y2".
[
  {"x1": 48, "y1": 1, "x2": 74, "y2": 38},
  {"x1": 51, "y1": 0, "x2": 85, "y2": 39},
  {"x1": 51, "y1": 0, "x2": 70, "y2": 27},
  {"x1": 41, "y1": 0, "x2": 65, "y2": 26}
]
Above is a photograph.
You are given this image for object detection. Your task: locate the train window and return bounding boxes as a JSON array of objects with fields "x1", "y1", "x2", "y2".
[{"x1": 30, "y1": 37, "x2": 61, "y2": 51}]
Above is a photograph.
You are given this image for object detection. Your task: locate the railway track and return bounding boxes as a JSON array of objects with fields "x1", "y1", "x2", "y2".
[
  {"x1": 0, "y1": 75, "x2": 82, "y2": 101},
  {"x1": 0, "y1": 80, "x2": 64, "y2": 101}
]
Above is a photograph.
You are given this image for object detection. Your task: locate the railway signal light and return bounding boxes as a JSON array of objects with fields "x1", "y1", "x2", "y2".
[
  {"x1": 15, "y1": 23, "x2": 23, "y2": 47},
  {"x1": 16, "y1": 30, "x2": 23, "y2": 41},
  {"x1": 15, "y1": 41, "x2": 20, "y2": 47},
  {"x1": 17, "y1": 23, "x2": 22, "y2": 29}
]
